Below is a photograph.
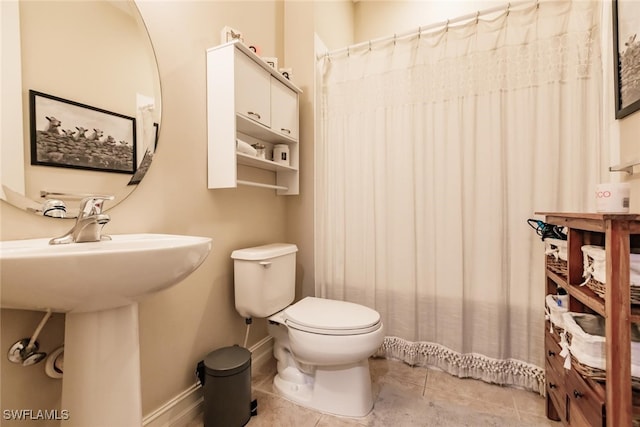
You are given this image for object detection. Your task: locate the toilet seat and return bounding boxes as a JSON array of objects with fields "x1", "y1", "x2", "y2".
[{"x1": 283, "y1": 297, "x2": 381, "y2": 335}]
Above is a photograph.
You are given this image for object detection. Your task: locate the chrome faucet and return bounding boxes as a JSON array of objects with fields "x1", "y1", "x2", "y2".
[{"x1": 49, "y1": 195, "x2": 114, "y2": 245}]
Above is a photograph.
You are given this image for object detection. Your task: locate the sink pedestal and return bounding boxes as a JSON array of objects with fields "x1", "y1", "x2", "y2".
[{"x1": 61, "y1": 303, "x2": 142, "y2": 426}]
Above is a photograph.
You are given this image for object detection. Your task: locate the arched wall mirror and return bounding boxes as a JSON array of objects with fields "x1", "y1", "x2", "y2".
[{"x1": 1, "y1": 0, "x2": 161, "y2": 218}]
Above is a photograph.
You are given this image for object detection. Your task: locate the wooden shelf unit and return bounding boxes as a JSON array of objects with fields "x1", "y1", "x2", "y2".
[{"x1": 537, "y1": 212, "x2": 640, "y2": 427}]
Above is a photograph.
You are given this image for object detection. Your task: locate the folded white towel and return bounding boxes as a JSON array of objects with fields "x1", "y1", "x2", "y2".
[{"x1": 236, "y1": 139, "x2": 257, "y2": 156}]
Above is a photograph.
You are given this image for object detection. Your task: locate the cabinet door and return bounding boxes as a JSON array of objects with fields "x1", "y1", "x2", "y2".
[
  {"x1": 235, "y1": 50, "x2": 270, "y2": 127},
  {"x1": 271, "y1": 77, "x2": 299, "y2": 140}
]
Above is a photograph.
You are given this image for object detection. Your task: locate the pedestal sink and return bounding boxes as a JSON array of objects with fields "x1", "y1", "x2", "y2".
[{"x1": 0, "y1": 233, "x2": 212, "y2": 426}]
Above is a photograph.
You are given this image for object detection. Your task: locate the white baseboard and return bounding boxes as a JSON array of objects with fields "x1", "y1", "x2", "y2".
[
  {"x1": 142, "y1": 383, "x2": 203, "y2": 427},
  {"x1": 142, "y1": 337, "x2": 274, "y2": 427},
  {"x1": 249, "y1": 335, "x2": 275, "y2": 371}
]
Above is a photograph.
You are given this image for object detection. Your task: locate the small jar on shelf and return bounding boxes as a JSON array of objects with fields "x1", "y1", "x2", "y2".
[{"x1": 252, "y1": 143, "x2": 266, "y2": 159}]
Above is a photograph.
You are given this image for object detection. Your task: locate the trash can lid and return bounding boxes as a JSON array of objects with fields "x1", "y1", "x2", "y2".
[{"x1": 203, "y1": 346, "x2": 251, "y2": 377}]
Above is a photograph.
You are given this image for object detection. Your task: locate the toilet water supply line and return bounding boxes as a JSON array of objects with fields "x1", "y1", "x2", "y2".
[{"x1": 243, "y1": 318, "x2": 252, "y2": 348}]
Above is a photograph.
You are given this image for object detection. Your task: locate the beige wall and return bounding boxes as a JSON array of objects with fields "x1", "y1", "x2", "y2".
[
  {"x1": 621, "y1": 116, "x2": 640, "y2": 155},
  {"x1": 285, "y1": 0, "x2": 354, "y2": 299},
  {"x1": 2, "y1": 0, "x2": 639, "y2": 422},
  {"x1": 314, "y1": 1, "x2": 354, "y2": 51},
  {"x1": 1, "y1": 0, "x2": 290, "y2": 418},
  {"x1": 284, "y1": 1, "x2": 317, "y2": 300},
  {"x1": 353, "y1": 0, "x2": 504, "y2": 42}
]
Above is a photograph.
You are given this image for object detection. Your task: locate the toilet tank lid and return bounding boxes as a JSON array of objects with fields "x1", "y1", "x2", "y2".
[{"x1": 231, "y1": 243, "x2": 298, "y2": 260}]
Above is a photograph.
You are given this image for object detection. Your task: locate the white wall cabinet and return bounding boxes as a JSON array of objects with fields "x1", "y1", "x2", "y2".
[{"x1": 207, "y1": 40, "x2": 301, "y2": 195}]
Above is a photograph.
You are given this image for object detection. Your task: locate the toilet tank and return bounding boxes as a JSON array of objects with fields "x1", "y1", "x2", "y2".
[{"x1": 231, "y1": 243, "x2": 297, "y2": 318}]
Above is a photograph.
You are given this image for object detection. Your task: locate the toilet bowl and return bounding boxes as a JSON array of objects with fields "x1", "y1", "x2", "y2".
[
  {"x1": 267, "y1": 297, "x2": 384, "y2": 417},
  {"x1": 231, "y1": 244, "x2": 384, "y2": 417}
]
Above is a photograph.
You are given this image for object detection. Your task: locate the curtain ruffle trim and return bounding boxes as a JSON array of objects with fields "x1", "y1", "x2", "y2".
[{"x1": 375, "y1": 336, "x2": 546, "y2": 396}]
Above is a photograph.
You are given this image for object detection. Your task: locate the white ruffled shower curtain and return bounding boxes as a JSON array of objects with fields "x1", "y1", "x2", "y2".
[{"x1": 316, "y1": 1, "x2": 605, "y2": 394}]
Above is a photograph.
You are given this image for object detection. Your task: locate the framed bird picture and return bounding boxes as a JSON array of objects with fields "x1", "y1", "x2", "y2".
[{"x1": 613, "y1": 0, "x2": 640, "y2": 119}]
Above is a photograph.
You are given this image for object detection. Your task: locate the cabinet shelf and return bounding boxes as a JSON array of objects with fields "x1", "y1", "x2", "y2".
[
  {"x1": 236, "y1": 114, "x2": 298, "y2": 145},
  {"x1": 543, "y1": 243, "x2": 640, "y2": 323},
  {"x1": 237, "y1": 152, "x2": 297, "y2": 172}
]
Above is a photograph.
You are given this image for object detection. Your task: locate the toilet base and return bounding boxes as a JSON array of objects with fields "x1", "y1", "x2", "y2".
[{"x1": 272, "y1": 359, "x2": 374, "y2": 417}]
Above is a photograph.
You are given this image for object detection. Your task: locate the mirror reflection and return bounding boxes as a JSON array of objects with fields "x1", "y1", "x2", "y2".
[{"x1": 1, "y1": 0, "x2": 161, "y2": 218}]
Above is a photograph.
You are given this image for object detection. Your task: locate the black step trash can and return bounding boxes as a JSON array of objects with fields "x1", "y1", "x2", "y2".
[{"x1": 196, "y1": 345, "x2": 255, "y2": 427}]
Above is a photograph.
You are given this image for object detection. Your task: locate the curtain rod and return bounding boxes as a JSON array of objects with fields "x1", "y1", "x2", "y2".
[{"x1": 320, "y1": 0, "x2": 537, "y2": 59}]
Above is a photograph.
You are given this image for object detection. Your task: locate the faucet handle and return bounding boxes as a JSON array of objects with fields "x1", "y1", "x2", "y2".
[{"x1": 78, "y1": 195, "x2": 115, "y2": 217}]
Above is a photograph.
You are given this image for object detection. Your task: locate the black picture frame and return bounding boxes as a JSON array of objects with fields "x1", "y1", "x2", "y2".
[
  {"x1": 613, "y1": 0, "x2": 640, "y2": 119},
  {"x1": 29, "y1": 90, "x2": 137, "y2": 173}
]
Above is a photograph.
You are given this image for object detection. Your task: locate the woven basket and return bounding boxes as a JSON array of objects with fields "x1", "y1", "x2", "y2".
[
  {"x1": 582, "y1": 245, "x2": 640, "y2": 304},
  {"x1": 553, "y1": 324, "x2": 564, "y2": 336},
  {"x1": 585, "y1": 278, "x2": 640, "y2": 305},
  {"x1": 546, "y1": 255, "x2": 568, "y2": 278},
  {"x1": 566, "y1": 331, "x2": 640, "y2": 391},
  {"x1": 569, "y1": 355, "x2": 606, "y2": 381},
  {"x1": 570, "y1": 355, "x2": 640, "y2": 391}
]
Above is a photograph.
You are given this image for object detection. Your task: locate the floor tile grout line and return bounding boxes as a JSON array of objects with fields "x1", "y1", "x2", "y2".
[
  {"x1": 421, "y1": 381, "x2": 530, "y2": 421},
  {"x1": 511, "y1": 394, "x2": 524, "y2": 421},
  {"x1": 422, "y1": 369, "x2": 428, "y2": 397}
]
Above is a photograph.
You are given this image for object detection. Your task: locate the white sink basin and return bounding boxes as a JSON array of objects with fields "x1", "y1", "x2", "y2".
[{"x1": 0, "y1": 233, "x2": 212, "y2": 312}]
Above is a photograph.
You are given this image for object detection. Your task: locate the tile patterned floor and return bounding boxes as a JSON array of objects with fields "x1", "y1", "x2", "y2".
[{"x1": 188, "y1": 357, "x2": 561, "y2": 427}]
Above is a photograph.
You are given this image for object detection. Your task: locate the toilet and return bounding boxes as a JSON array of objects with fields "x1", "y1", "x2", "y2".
[{"x1": 231, "y1": 243, "x2": 384, "y2": 417}]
